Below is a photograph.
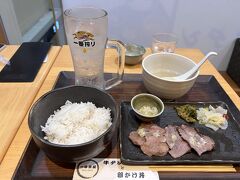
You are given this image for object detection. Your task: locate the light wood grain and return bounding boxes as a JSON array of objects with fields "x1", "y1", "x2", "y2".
[
  {"x1": 0, "y1": 46, "x2": 240, "y2": 179},
  {"x1": 0, "y1": 45, "x2": 60, "y2": 164}
]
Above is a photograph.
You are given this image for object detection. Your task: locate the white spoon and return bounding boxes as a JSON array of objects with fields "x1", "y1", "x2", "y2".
[{"x1": 163, "y1": 52, "x2": 218, "y2": 81}]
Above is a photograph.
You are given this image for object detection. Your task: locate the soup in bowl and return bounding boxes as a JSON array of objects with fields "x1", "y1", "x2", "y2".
[{"x1": 142, "y1": 52, "x2": 199, "y2": 99}]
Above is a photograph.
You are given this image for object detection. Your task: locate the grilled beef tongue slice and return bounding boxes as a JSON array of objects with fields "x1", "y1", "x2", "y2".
[
  {"x1": 165, "y1": 125, "x2": 191, "y2": 158},
  {"x1": 140, "y1": 135, "x2": 169, "y2": 157},
  {"x1": 178, "y1": 125, "x2": 215, "y2": 156},
  {"x1": 129, "y1": 131, "x2": 145, "y2": 146},
  {"x1": 138, "y1": 123, "x2": 166, "y2": 142}
]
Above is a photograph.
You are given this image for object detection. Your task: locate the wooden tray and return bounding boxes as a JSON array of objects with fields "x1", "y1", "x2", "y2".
[{"x1": 13, "y1": 72, "x2": 240, "y2": 179}]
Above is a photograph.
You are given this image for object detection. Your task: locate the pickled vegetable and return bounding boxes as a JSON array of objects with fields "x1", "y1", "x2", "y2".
[{"x1": 175, "y1": 105, "x2": 197, "y2": 123}]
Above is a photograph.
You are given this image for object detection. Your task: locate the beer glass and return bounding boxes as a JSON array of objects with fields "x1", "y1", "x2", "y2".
[{"x1": 64, "y1": 7, "x2": 125, "y2": 90}]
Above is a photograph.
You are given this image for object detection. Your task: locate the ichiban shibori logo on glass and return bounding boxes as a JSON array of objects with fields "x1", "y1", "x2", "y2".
[{"x1": 73, "y1": 31, "x2": 96, "y2": 53}]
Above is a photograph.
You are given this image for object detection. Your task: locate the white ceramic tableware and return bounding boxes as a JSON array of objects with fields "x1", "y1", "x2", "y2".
[
  {"x1": 142, "y1": 52, "x2": 199, "y2": 99},
  {"x1": 163, "y1": 52, "x2": 217, "y2": 81}
]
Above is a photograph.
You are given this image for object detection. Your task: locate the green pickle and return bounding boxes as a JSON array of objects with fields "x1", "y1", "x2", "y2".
[{"x1": 175, "y1": 104, "x2": 197, "y2": 123}]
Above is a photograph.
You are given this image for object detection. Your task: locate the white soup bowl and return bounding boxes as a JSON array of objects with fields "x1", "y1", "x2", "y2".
[{"x1": 142, "y1": 52, "x2": 199, "y2": 99}]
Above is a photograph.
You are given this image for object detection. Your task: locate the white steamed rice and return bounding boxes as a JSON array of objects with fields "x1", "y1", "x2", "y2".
[{"x1": 41, "y1": 100, "x2": 112, "y2": 145}]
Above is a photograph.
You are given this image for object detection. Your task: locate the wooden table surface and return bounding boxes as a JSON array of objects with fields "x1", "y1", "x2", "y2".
[
  {"x1": 0, "y1": 45, "x2": 240, "y2": 179},
  {"x1": 0, "y1": 45, "x2": 60, "y2": 164}
]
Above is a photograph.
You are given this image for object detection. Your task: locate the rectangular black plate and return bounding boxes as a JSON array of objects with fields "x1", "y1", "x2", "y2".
[
  {"x1": 121, "y1": 101, "x2": 240, "y2": 165},
  {"x1": 0, "y1": 42, "x2": 51, "y2": 82}
]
